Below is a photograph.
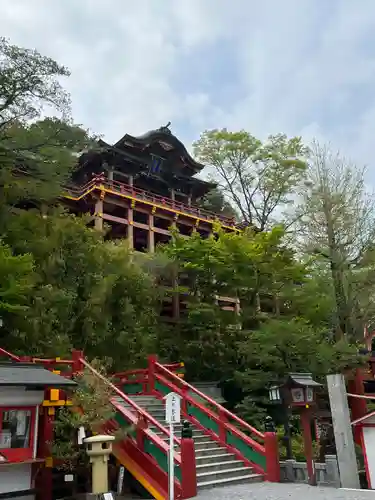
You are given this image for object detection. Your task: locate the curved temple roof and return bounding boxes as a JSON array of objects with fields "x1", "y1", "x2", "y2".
[{"x1": 112, "y1": 123, "x2": 205, "y2": 174}]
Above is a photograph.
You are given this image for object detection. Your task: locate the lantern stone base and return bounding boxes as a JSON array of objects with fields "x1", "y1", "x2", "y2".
[{"x1": 280, "y1": 455, "x2": 340, "y2": 488}]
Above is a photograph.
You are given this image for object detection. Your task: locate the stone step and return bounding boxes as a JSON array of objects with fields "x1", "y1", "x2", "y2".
[
  {"x1": 117, "y1": 398, "x2": 162, "y2": 406},
  {"x1": 125, "y1": 395, "x2": 264, "y2": 490},
  {"x1": 197, "y1": 462, "x2": 253, "y2": 481},
  {"x1": 196, "y1": 452, "x2": 236, "y2": 464},
  {"x1": 153, "y1": 429, "x2": 206, "y2": 439},
  {"x1": 196, "y1": 460, "x2": 246, "y2": 473},
  {"x1": 195, "y1": 446, "x2": 228, "y2": 457},
  {"x1": 197, "y1": 465, "x2": 253, "y2": 482},
  {"x1": 142, "y1": 410, "x2": 167, "y2": 418},
  {"x1": 118, "y1": 400, "x2": 164, "y2": 409},
  {"x1": 173, "y1": 440, "x2": 220, "y2": 454},
  {"x1": 197, "y1": 472, "x2": 263, "y2": 490},
  {"x1": 194, "y1": 439, "x2": 220, "y2": 450}
]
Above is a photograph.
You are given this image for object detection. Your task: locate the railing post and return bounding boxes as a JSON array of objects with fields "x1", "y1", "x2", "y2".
[
  {"x1": 264, "y1": 431, "x2": 280, "y2": 482},
  {"x1": 136, "y1": 413, "x2": 147, "y2": 451},
  {"x1": 72, "y1": 349, "x2": 84, "y2": 375},
  {"x1": 180, "y1": 421, "x2": 197, "y2": 498},
  {"x1": 264, "y1": 416, "x2": 280, "y2": 483},
  {"x1": 148, "y1": 354, "x2": 157, "y2": 394}
]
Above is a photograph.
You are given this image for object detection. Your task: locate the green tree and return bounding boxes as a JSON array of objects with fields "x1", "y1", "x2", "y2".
[
  {"x1": 52, "y1": 360, "x2": 127, "y2": 478},
  {"x1": 0, "y1": 118, "x2": 96, "y2": 211},
  {"x1": 297, "y1": 142, "x2": 375, "y2": 340},
  {"x1": 0, "y1": 240, "x2": 34, "y2": 318},
  {"x1": 193, "y1": 129, "x2": 308, "y2": 230},
  {"x1": 0, "y1": 37, "x2": 97, "y2": 220},
  {"x1": 2, "y1": 209, "x2": 160, "y2": 368},
  {"x1": 235, "y1": 317, "x2": 363, "y2": 427},
  {"x1": 0, "y1": 39, "x2": 158, "y2": 370},
  {"x1": 197, "y1": 187, "x2": 237, "y2": 219},
  {"x1": 159, "y1": 226, "x2": 310, "y2": 380},
  {"x1": 0, "y1": 37, "x2": 70, "y2": 128}
]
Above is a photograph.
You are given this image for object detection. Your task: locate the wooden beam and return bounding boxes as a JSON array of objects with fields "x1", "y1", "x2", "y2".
[
  {"x1": 148, "y1": 214, "x2": 155, "y2": 253},
  {"x1": 102, "y1": 213, "x2": 128, "y2": 225},
  {"x1": 128, "y1": 207, "x2": 134, "y2": 249},
  {"x1": 95, "y1": 199, "x2": 103, "y2": 231}
]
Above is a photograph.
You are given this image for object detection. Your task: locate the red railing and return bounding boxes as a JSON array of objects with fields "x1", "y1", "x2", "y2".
[
  {"x1": 113, "y1": 361, "x2": 184, "y2": 394},
  {"x1": 80, "y1": 357, "x2": 197, "y2": 498},
  {"x1": 80, "y1": 358, "x2": 180, "y2": 447},
  {"x1": 0, "y1": 348, "x2": 80, "y2": 378},
  {"x1": 155, "y1": 361, "x2": 264, "y2": 440},
  {"x1": 147, "y1": 356, "x2": 279, "y2": 481},
  {"x1": 65, "y1": 174, "x2": 237, "y2": 228},
  {"x1": 0, "y1": 347, "x2": 21, "y2": 362}
]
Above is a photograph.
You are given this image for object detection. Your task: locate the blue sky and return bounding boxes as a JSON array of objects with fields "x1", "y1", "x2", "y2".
[{"x1": 2, "y1": 0, "x2": 375, "y2": 182}]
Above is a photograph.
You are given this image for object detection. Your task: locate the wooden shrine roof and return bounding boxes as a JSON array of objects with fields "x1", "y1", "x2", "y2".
[{"x1": 0, "y1": 363, "x2": 77, "y2": 388}]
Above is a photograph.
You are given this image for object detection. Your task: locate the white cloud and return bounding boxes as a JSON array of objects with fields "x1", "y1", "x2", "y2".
[{"x1": 2, "y1": 0, "x2": 375, "y2": 177}]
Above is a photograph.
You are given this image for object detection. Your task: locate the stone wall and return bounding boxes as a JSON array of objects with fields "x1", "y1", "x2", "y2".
[{"x1": 280, "y1": 455, "x2": 340, "y2": 488}]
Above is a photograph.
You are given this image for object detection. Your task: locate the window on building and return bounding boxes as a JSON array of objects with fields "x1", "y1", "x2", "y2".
[{"x1": 0, "y1": 408, "x2": 32, "y2": 451}]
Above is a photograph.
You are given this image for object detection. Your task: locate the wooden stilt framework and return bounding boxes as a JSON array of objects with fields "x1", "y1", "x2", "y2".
[{"x1": 64, "y1": 124, "x2": 244, "y2": 319}]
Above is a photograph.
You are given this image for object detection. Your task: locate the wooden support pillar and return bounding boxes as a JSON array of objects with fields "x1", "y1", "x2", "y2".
[
  {"x1": 36, "y1": 405, "x2": 55, "y2": 500},
  {"x1": 148, "y1": 214, "x2": 155, "y2": 253},
  {"x1": 127, "y1": 207, "x2": 134, "y2": 249},
  {"x1": 95, "y1": 199, "x2": 103, "y2": 231},
  {"x1": 235, "y1": 298, "x2": 241, "y2": 315}
]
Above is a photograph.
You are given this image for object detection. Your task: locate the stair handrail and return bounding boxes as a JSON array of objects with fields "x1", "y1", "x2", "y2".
[
  {"x1": 154, "y1": 361, "x2": 264, "y2": 440},
  {"x1": 80, "y1": 358, "x2": 180, "y2": 445},
  {"x1": 110, "y1": 399, "x2": 181, "y2": 461},
  {"x1": 0, "y1": 347, "x2": 21, "y2": 362}
]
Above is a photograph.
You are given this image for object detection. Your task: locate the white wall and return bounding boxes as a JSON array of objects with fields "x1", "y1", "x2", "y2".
[
  {"x1": 0, "y1": 387, "x2": 44, "y2": 406},
  {"x1": 363, "y1": 427, "x2": 375, "y2": 488},
  {"x1": 0, "y1": 463, "x2": 32, "y2": 493}
]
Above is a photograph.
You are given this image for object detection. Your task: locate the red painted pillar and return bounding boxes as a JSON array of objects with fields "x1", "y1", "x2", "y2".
[
  {"x1": 148, "y1": 354, "x2": 157, "y2": 394},
  {"x1": 301, "y1": 407, "x2": 316, "y2": 486},
  {"x1": 71, "y1": 349, "x2": 84, "y2": 375},
  {"x1": 36, "y1": 405, "x2": 55, "y2": 500},
  {"x1": 348, "y1": 369, "x2": 367, "y2": 445},
  {"x1": 264, "y1": 431, "x2": 280, "y2": 482},
  {"x1": 180, "y1": 436, "x2": 197, "y2": 498}
]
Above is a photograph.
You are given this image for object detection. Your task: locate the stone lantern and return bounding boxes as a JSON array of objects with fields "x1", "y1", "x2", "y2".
[{"x1": 84, "y1": 434, "x2": 115, "y2": 494}]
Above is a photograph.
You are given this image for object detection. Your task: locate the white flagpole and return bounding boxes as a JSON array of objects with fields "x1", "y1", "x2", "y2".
[{"x1": 169, "y1": 421, "x2": 174, "y2": 500}]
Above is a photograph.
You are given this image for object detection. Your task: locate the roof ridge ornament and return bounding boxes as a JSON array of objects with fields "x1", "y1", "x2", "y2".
[{"x1": 158, "y1": 121, "x2": 171, "y2": 134}]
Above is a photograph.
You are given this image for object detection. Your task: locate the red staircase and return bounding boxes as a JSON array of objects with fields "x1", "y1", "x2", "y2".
[
  {"x1": 112, "y1": 355, "x2": 280, "y2": 496},
  {"x1": 0, "y1": 348, "x2": 280, "y2": 499}
]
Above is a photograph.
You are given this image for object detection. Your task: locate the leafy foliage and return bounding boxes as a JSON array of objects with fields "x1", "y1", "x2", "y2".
[
  {"x1": 0, "y1": 240, "x2": 34, "y2": 314},
  {"x1": 52, "y1": 361, "x2": 127, "y2": 471},
  {"x1": 1, "y1": 209, "x2": 160, "y2": 368},
  {"x1": 193, "y1": 129, "x2": 308, "y2": 230},
  {"x1": 197, "y1": 187, "x2": 237, "y2": 219},
  {"x1": 297, "y1": 142, "x2": 375, "y2": 340},
  {"x1": 0, "y1": 37, "x2": 70, "y2": 127}
]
